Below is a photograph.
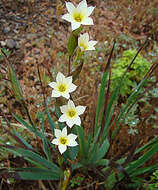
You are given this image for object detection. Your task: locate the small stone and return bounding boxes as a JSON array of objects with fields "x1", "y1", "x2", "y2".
[
  {"x1": 13, "y1": 29, "x2": 19, "y2": 34},
  {"x1": 0, "y1": 41, "x2": 6, "y2": 46},
  {"x1": 3, "y1": 27, "x2": 10, "y2": 34},
  {"x1": 15, "y1": 42, "x2": 21, "y2": 49},
  {"x1": 6, "y1": 39, "x2": 16, "y2": 49}
]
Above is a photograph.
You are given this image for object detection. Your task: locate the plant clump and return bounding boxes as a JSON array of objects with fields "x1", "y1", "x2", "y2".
[{"x1": 111, "y1": 49, "x2": 152, "y2": 97}]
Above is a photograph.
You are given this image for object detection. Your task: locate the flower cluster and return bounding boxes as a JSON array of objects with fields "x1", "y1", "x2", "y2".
[
  {"x1": 49, "y1": 0, "x2": 96, "y2": 154},
  {"x1": 62, "y1": 0, "x2": 97, "y2": 52}
]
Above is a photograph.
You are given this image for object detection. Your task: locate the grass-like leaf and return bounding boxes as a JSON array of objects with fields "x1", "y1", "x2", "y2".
[
  {"x1": 95, "y1": 70, "x2": 108, "y2": 133},
  {"x1": 17, "y1": 170, "x2": 59, "y2": 180},
  {"x1": 3, "y1": 147, "x2": 60, "y2": 173}
]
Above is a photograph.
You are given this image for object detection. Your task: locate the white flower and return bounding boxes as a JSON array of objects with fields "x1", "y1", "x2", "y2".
[
  {"x1": 62, "y1": 0, "x2": 95, "y2": 31},
  {"x1": 48, "y1": 72, "x2": 77, "y2": 99},
  {"x1": 78, "y1": 33, "x2": 97, "y2": 51},
  {"x1": 59, "y1": 100, "x2": 86, "y2": 128},
  {"x1": 51, "y1": 127, "x2": 78, "y2": 154}
]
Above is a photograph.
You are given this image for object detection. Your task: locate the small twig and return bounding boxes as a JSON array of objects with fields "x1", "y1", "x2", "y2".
[
  {"x1": 68, "y1": 56, "x2": 71, "y2": 75},
  {"x1": 0, "y1": 120, "x2": 53, "y2": 137},
  {"x1": 48, "y1": 181, "x2": 56, "y2": 190},
  {"x1": 39, "y1": 180, "x2": 47, "y2": 190},
  {"x1": 78, "y1": 181, "x2": 104, "y2": 190},
  {"x1": 73, "y1": 95, "x2": 89, "y2": 102},
  {"x1": 0, "y1": 178, "x2": 3, "y2": 190},
  {"x1": 36, "y1": 64, "x2": 47, "y2": 108},
  {"x1": 123, "y1": 38, "x2": 148, "y2": 77}
]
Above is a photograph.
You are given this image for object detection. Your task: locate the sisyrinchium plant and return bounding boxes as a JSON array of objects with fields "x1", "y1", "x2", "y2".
[{"x1": 0, "y1": 0, "x2": 158, "y2": 190}]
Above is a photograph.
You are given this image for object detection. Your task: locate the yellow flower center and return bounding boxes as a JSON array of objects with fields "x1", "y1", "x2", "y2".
[
  {"x1": 59, "y1": 137, "x2": 68, "y2": 145},
  {"x1": 79, "y1": 42, "x2": 87, "y2": 50},
  {"x1": 73, "y1": 12, "x2": 83, "y2": 22},
  {"x1": 67, "y1": 109, "x2": 76, "y2": 118},
  {"x1": 58, "y1": 84, "x2": 67, "y2": 93}
]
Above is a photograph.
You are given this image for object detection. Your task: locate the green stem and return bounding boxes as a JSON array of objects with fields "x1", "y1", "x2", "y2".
[
  {"x1": 73, "y1": 48, "x2": 83, "y2": 67},
  {"x1": 58, "y1": 155, "x2": 64, "y2": 188},
  {"x1": 61, "y1": 169, "x2": 71, "y2": 190}
]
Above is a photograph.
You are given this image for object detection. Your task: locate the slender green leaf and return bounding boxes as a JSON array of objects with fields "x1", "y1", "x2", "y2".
[
  {"x1": 8, "y1": 63, "x2": 24, "y2": 103},
  {"x1": 76, "y1": 126, "x2": 87, "y2": 159},
  {"x1": 95, "y1": 159, "x2": 109, "y2": 166},
  {"x1": 95, "y1": 70, "x2": 108, "y2": 133},
  {"x1": 13, "y1": 114, "x2": 44, "y2": 139},
  {"x1": 72, "y1": 163, "x2": 82, "y2": 171},
  {"x1": 12, "y1": 129, "x2": 33, "y2": 150},
  {"x1": 40, "y1": 112, "x2": 52, "y2": 162},
  {"x1": 18, "y1": 171, "x2": 59, "y2": 180},
  {"x1": 135, "y1": 136, "x2": 158, "y2": 154},
  {"x1": 67, "y1": 27, "x2": 82, "y2": 56},
  {"x1": 112, "y1": 78, "x2": 148, "y2": 139},
  {"x1": 88, "y1": 143, "x2": 99, "y2": 164},
  {"x1": 46, "y1": 103, "x2": 55, "y2": 133},
  {"x1": 3, "y1": 147, "x2": 60, "y2": 173},
  {"x1": 126, "y1": 143, "x2": 158, "y2": 174},
  {"x1": 96, "y1": 138, "x2": 110, "y2": 161},
  {"x1": 130, "y1": 163, "x2": 158, "y2": 177}
]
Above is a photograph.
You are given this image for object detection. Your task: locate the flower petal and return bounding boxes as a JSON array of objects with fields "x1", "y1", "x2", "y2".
[
  {"x1": 68, "y1": 140, "x2": 78, "y2": 147},
  {"x1": 71, "y1": 22, "x2": 81, "y2": 31},
  {"x1": 59, "y1": 114, "x2": 67, "y2": 122},
  {"x1": 66, "y1": 2, "x2": 76, "y2": 14},
  {"x1": 66, "y1": 119, "x2": 75, "y2": 128},
  {"x1": 68, "y1": 134, "x2": 77, "y2": 140},
  {"x1": 86, "y1": 46, "x2": 95, "y2": 51},
  {"x1": 58, "y1": 144, "x2": 67, "y2": 154},
  {"x1": 65, "y1": 76, "x2": 72, "y2": 84},
  {"x1": 51, "y1": 90, "x2": 61, "y2": 98},
  {"x1": 62, "y1": 13, "x2": 74, "y2": 23},
  {"x1": 73, "y1": 115, "x2": 81, "y2": 126},
  {"x1": 68, "y1": 83, "x2": 77, "y2": 93},
  {"x1": 48, "y1": 82, "x2": 57, "y2": 89},
  {"x1": 62, "y1": 127, "x2": 67, "y2": 136},
  {"x1": 51, "y1": 138, "x2": 59, "y2": 145},
  {"x1": 54, "y1": 129, "x2": 62, "y2": 138},
  {"x1": 62, "y1": 92, "x2": 70, "y2": 99},
  {"x1": 81, "y1": 17, "x2": 94, "y2": 25},
  {"x1": 83, "y1": 32, "x2": 89, "y2": 41},
  {"x1": 56, "y1": 72, "x2": 65, "y2": 83},
  {"x1": 68, "y1": 100, "x2": 75, "y2": 108},
  {"x1": 86, "y1": 6, "x2": 95, "y2": 17},
  {"x1": 76, "y1": 106, "x2": 86, "y2": 115},
  {"x1": 88, "y1": 40, "x2": 97, "y2": 49},
  {"x1": 77, "y1": 0, "x2": 87, "y2": 10},
  {"x1": 60, "y1": 105, "x2": 68, "y2": 113}
]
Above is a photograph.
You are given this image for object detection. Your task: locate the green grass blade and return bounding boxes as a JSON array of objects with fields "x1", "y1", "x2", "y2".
[
  {"x1": 7, "y1": 62, "x2": 24, "y2": 103},
  {"x1": 126, "y1": 143, "x2": 158, "y2": 174},
  {"x1": 18, "y1": 170, "x2": 60, "y2": 180},
  {"x1": 12, "y1": 129, "x2": 33, "y2": 150},
  {"x1": 95, "y1": 159, "x2": 109, "y2": 166},
  {"x1": 76, "y1": 126, "x2": 87, "y2": 160},
  {"x1": 46, "y1": 103, "x2": 55, "y2": 134},
  {"x1": 130, "y1": 163, "x2": 158, "y2": 177},
  {"x1": 88, "y1": 144, "x2": 99, "y2": 164},
  {"x1": 135, "y1": 137, "x2": 158, "y2": 154},
  {"x1": 13, "y1": 114, "x2": 45, "y2": 139},
  {"x1": 112, "y1": 78, "x2": 148, "y2": 139},
  {"x1": 40, "y1": 112, "x2": 52, "y2": 162},
  {"x1": 4, "y1": 147, "x2": 59, "y2": 173},
  {"x1": 87, "y1": 127, "x2": 101, "y2": 159},
  {"x1": 96, "y1": 138, "x2": 110, "y2": 161},
  {"x1": 95, "y1": 70, "x2": 108, "y2": 133}
]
